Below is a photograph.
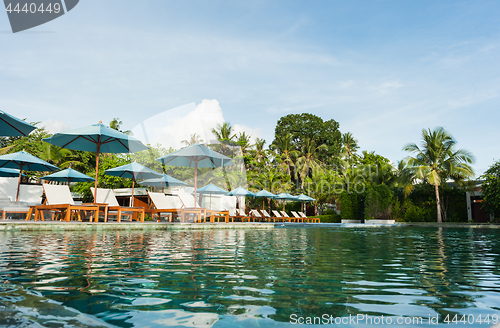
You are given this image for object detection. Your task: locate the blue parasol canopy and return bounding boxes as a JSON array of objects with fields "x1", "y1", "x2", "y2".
[
  {"x1": 104, "y1": 162, "x2": 162, "y2": 180},
  {"x1": 156, "y1": 143, "x2": 233, "y2": 207},
  {"x1": 197, "y1": 183, "x2": 228, "y2": 195},
  {"x1": 0, "y1": 150, "x2": 59, "y2": 201},
  {"x1": 275, "y1": 192, "x2": 298, "y2": 200},
  {"x1": 0, "y1": 110, "x2": 36, "y2": 137},
  {"x1": 43, "y1": 122, "x2": 149, "y2": 202},
  {"x1": 141, "y1": 174, "x2": 188, "y2": 187},
  {"x1": 228, "y1": 187, "x2": 255, "y2": 197},
  {"x1": 104, "y1": 162, "x2": 163, "y2": 206},
  {"x1": 254, "y1": 189, "x2": 277, "y2": 211},
  {"x1": 41, "y1": 168, "x2": 94, "y2": 183},
  {"x1": 296, "y1": 194, "x2": 315, "y2": 202},
  {"x1": 0, "y1": 168, "x2": 26, "y2": 178},
  {"x1": 254, "y1": 190, "x2": 277, "y2": 198}
]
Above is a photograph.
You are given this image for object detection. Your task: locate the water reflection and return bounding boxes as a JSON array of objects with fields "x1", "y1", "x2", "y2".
[{"x1": 0, "y1": 227, "x2": 499, "y2": 327}]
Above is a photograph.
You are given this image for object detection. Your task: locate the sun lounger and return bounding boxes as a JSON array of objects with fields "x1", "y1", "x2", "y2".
[
  {"x1": 1, "y1": 185, "x2": 43, "y2": 220},
  {"x1": 290, "y1": 211, "x2": 304, "y2": 222},
  {"x1": 228, "y1": 208, "x2": 253, "y2": 222},
  {"x1": 250, "y1": 209, "x2": 265, "y2": 222},
  {"x1": 280, "y1": 210, "x2": 299, "y2": 223},
  {"x1": 92, "y1": 188, "x2": 145, "y2": 223},
  {"x1": 28, "y1": 184, "x2": 99, "y2": 222},
  {"x1": 261, "y1": 209, "x2": 279, "y2": 222},
  {"x1": 271, "y1": 210, "x2": 289, "y2": 223},
  {"x1": 146, "y1": 192, "x2": 184, "y2": 222},
  {"x1": 298, "y1": 211, "x2": 320, "y2": 223}
]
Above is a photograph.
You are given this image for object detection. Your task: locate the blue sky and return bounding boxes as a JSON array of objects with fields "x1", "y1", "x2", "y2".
[{"x1": 1, "y1": 1, "x2": 500, "y2": 175}]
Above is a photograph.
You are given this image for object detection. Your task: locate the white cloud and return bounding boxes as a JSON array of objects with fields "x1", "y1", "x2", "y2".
[
  {"x1": 41, "y1": 119, "x2": 69, "y2": 134},
  {"x1": 232, "y1": 124, "x2": 262, "y2": 144},
  {"x1": 131, "y1": 99, "x2": 226, "y2": 150}
]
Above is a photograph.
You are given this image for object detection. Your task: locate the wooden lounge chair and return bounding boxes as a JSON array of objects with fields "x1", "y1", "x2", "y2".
[
  {"x1": 28, "y1": 184, "x2": 99, "y2": 222},
  {"x1": 271, "y1": 210, "x2": 289, "y2": 223},
  {"x1": 250, "y1": 209, "x2": 265, "y2": 222},
  {"x1": 92, "y1": 188, "x2": 145, "y2": 223},
  {"x1": 280, "y1": 210, "x2": 298, "y2": 223},
  {"x1": 175, "y1": 191, "x2": 206, "y2": 223},
  {"x1": 261, "y1": 209, "x2": 279, "y2": 222},
  {"x1": 146, "y1": 191, "x2": 184, "y2": 222},
  {"x1": 2, "y1": 184, "x2": 43, "y2": 220},
  {"x1": 291, "y1": 211, "x2": 304, "y2": 223},
  {"x1": 299, "y1": 211, "x2": 320, "y2": 223},
  {"x1": 229, "y1": 208, "x2": 253, "y2": 222}
]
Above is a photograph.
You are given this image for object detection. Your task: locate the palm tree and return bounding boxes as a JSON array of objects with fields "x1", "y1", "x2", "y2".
[
  {"x1": 236, "y1": 132, "x2": 252, "y2": 154},
  {"x1": 181, "y1": 133, "x2": 203, "y2": 146},
  {"x1": 212, "y1": 122, "x2": 235, "y2": 143},
  {"x1": 212, "y1": 122, "x2": 236, "y2": 156},
  {"x1": 403, "y1": 127, "x2": 475, "y2": 223},
  {"x1": 341, "y1": 132, "x2": 359, "y2": 163},
  {"x1": 273, "y1": 133, "x2": 299, "y2": 176},
  {"x1": 253, "y1": 138, "x2": 267, "y2": 165},
  {"x1": 109, "y1": 118, "x2": 131, "y2": 135},
  {"x1": 296, "y1": 138, "x2": 328, "y2": 188}
]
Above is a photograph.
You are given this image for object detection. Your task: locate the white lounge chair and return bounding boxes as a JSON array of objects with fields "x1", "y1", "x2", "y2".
[
  {"x1": 260, "y1": 209, "x2": 277, "y2": 222},
  {"x1": 280, "y1": 210, "x2": 298, "y2": 223},
  {"x1": 92, "y1": 188, "x2": 145, "y2": 223},
  {"x1": 271, "y1": 210, "x2": 288, "y2": 223},
  {"x1": 147, "y1": 192, "x2": 185, "y2": 222},
  {"x1": 1, "y1": 184, "x2": 43, "y2": 220},
  {"x1": 29, "y1": 184, "x2": 99, "y2": 222},
  {"x1": 298, "y1": 211, "x2": 320, "y2": 223},
  {"x1": 250, "y1": 209, "x2": 264, "y2": 222}
]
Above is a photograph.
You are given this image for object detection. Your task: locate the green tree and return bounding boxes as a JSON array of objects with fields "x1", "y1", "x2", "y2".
[
  {"x1": 296, "y1": 138, "x2": 328, "y2": 188},
  {"x1": 212, "y1": 122, "x2": 236, "y2": 156},
  {"x1": 109, "y1": 118, "x2": 131, "y2": 134},
  {"x1": 181, "y1": 133, "x2": 203, "y2": 146},
  {"x1": 272, "y1": 133, "x2": 299, "y2": 176},
  {"x1": 481, "y1": 160, "x2": 500, "y2": 218},
  {"x1": 403, "y1": 127, "x2": 475, "y2": 223},
  {"x1": 272, "y1": 113, "x2": 342, "y2": 164},
  {"x1": 341, "y1": 132, "x2": 359, "y2": 163}
]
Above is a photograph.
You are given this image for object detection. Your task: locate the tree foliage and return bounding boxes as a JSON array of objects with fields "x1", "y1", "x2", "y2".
[
  {"x1": 272, "y1": 113, "x2": 342, "y2": 164},
  {"x1": 481, "y1": 160, "x2": 500, "y2": 218},
  {"x1": 403, "y1": 127, "x2": 474, "y2": 222}
]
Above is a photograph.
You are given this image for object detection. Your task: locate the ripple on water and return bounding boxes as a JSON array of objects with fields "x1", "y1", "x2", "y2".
[{"x1": 0, "y1": 227, "x2": 499, "y2": 327}]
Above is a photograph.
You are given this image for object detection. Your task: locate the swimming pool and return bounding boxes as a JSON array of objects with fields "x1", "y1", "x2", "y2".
[{"x1": 0, "y1": 226, "x2": 499, "y2": 327}]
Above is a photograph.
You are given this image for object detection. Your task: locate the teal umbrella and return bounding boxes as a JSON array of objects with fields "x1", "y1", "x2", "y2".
[
  {"x1": 197, "y1": 183, "x2": 228, "y2": 209},
  {"x1": 0, "y1": 150, "x2": 59, "y2": 201},
  {"x1": 43, "y1": 122, "x2": 149, "y2": 202},
  {"x1": 141, "y1": 174, "x2": 188, "y2": 188},
  {"x1": 41, "y1": 168, "x2": 95, "y2": 184},
  {"x1": 254, "y1": 189, "x2": 277, "y2": 211},
  {"x1": 275, "y1": 192, "x2": 298, "y2": 211},
  {"x1": 104, "y1": 162, "x2": 162, "y2": 206},
  {"x1": 0, "y1": 110, "x2": 36, "y2": 137},
  {"x1": 296, "y1": 194, "x2": 316, "y2": 213},
  {"x1": 156, "y1": 143, "x2": 233, "y2": 207},
  {"x1": 229, "y1": 187, "x2": 254, "y2": 211},
  {"x1": 0, "y1": 168, "x2": 26, "y2": 178}
]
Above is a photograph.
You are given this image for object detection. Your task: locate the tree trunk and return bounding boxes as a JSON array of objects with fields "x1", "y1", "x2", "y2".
[{"x1": 434, "y1": 184, "x2": 442, "y2": 223}]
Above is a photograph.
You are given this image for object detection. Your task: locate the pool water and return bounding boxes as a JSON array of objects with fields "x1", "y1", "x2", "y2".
[{"x1": 0, "y1": 226, "x2": 499, "y2": 327}]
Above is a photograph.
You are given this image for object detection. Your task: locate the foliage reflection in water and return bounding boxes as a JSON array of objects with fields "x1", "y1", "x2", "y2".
[{"x1": 0, "y1": 227, "x2": 499, "y2": 327}]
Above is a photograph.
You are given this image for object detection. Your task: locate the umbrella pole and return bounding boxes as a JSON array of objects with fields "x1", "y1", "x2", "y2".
[
  {"x1": 263, "y1": 199, "x2": 265, "y2": 211},
  {"x1": 15, "y1": 168, "x2": 22, "y2": 202},
  {"x1": 131, "y1": 179, "x2": 135, "y2": 207},
  {"x1": 194, "y1": 161, "x2": 198, "y2": 208},
  {"x1": 94, "y1": 142, "x2": 101, "y2": 203}
]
